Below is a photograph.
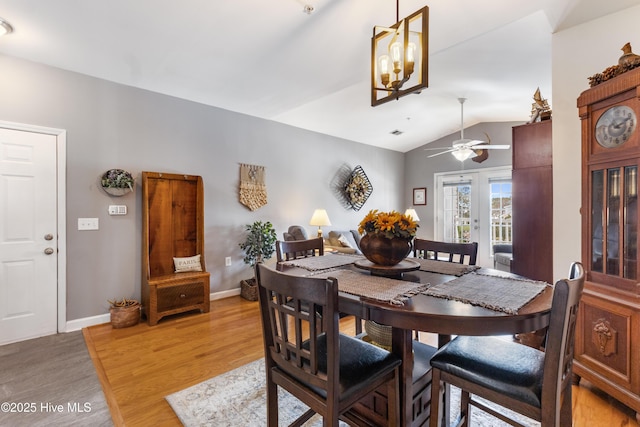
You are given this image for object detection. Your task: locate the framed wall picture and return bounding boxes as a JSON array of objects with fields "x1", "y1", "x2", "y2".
[{"x1": 413, "y1": 187, "x2": 426, "y2": 205}]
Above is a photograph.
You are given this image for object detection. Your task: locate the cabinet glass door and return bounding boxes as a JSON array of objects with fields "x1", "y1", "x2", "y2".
[{"x1": 591, "y1": 165, "x2": 638, "y2": 280}]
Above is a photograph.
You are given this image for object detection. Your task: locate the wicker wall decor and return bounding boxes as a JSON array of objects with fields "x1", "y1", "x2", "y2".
[{"x1": 344, "y1": 165, "x2": 373, "y2": 211}]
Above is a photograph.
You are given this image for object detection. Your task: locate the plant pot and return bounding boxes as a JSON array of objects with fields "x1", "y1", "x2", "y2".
[
  {"x1": 110, "y1": 304, "x2": 141, "y2": 329},
  {"x1": 359, "y1": 234, "x2": 412, "y2": 266},
  {"x1": 241, "y1": 278, "x2": 258, "y2": 301},
  {"x1": 102, "y1": 186, "x2": 132, "y2": 196}
]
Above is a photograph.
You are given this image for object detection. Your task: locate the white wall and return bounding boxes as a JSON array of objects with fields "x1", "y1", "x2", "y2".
[{"x1": 552, "y1": 5, "x2": 640, "y2": 281}]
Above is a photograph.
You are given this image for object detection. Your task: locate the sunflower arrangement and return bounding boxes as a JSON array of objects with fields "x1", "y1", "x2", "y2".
[{"x1": 358, "y1": 209, "x2": 418, "y2": 240}]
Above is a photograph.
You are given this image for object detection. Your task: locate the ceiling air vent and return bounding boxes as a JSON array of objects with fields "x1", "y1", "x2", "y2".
[{"x1": 390, "y1": 130, "x2": 403, "y2": 136}]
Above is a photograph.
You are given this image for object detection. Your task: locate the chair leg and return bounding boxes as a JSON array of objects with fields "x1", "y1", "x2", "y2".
[
  {"x1": 559, "y1": 383, "x2": 572, "y2": 427},
  {"x1": 266, "y1": 374, "x2": 279, "y2": 426},
  {"x1": 387, "y1": 370, "x2": 400, "y2": 427},
  {"x1": 460, "y1": 390, "x2": 471, "y2": 427},
  {"x1": 429, "y1": 368, "x2": 442, "y2": 427}
]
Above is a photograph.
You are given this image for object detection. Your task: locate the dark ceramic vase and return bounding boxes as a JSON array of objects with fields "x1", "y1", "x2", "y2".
[{"x1": 359, "y1": 234, "x2": 412, "y2": 266}]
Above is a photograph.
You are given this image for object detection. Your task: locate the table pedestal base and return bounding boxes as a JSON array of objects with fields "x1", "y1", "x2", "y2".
[{"x1": 351, "y1": 340, "x2": 438, "y2": 426}]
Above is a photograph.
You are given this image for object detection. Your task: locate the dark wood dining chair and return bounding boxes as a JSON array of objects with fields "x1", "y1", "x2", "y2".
[
  {"x1": 276, "y1": 237, "x2": 363, "y2": 335},
  {"x1": 276, "y1": 237, "x2": 324, "y2": 261},
  {"x1": 413, "y1": 238, "x2": 478, "y2": 265},
  {"x1": 256, "y1": 263, "x2": 401, "y2": 427},
  {"x1": 412, "y1": 238, "x2": 478, "y2": 340},
  {"x1": 428, "y1": 262, "x2": 585, "y2": 427}
]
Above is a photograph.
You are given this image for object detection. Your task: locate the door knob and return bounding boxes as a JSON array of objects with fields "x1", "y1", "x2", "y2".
[
  {"x1": 44, "y1": 234, "x2": 54, "y2": 241},
  {"x1": 44, "y1": 247, "x2": 54, "y2": 255}
]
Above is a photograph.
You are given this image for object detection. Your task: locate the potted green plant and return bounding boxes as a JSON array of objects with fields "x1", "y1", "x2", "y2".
[
  {"x1": 101, "y1": 169, "x2": 135, "y2": 196},
  {"x1": 108, "y1": 297, "x2": 141, "y2": 328},
  {"x1": 238, "y1": 221, "x2": 278, "y2": 300}
]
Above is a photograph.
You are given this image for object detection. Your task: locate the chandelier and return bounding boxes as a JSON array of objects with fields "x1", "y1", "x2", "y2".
[{"x1": 371, "y1": 2, "x2": 429, "y2": 106}]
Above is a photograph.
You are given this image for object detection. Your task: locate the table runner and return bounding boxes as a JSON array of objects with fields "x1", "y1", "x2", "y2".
[
  {"x1": 414, "y1": 259, "x2": 480, "y2": 276},
  {"x1": 313, "y1": 269, "x2": 429, "y2": 306},
  {"x1": 422, "y1": 272, "x2": 549, "y2": 314},
  {"x1": 279, "y1": 253, "x2": 365, "y2": 271}
]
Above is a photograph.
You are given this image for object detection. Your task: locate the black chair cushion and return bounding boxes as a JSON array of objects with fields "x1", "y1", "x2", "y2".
[
  {"x1": 430, "y1": 336, "x2": 545, "y2": 408},
  {"x1": 301, "y1": 333, "x2": 401, "y2": 401}
]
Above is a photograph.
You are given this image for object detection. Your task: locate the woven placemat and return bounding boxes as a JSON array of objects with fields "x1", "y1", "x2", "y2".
[
  {"x1": 279, "y1": 253, "x2": 365, "y2": 271},
  {"x1": 422, "y1": 272, "x2": 549, "y2": 314},
  {"x1": 414, "y1": 259, "x2": 480, "y2": 276},
  {"x1": 313, "y1": 269, "x2": 428, "y2": 306}
]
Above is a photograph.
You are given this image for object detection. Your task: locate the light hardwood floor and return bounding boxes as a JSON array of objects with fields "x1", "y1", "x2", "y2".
[{"x1": 84, "y1": 296, "x2": 639, "y2": 427}]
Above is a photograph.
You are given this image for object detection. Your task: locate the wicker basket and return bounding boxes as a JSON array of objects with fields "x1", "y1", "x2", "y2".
[
  {"x1": 110, "y1": 304, "x2": 140, "y2": 329},
  {"x1": 364, "y1": 320, "x2": 392, "y2": 350},
  {"x1": 241, "y1": 278, "x2": 258, "y2": 301}
]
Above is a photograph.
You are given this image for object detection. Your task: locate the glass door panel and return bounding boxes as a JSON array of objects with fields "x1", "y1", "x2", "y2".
[
  {"x1": 606, "y1": 168, "x2": 621, "y2": 276},
  {"x1": 591, "y1": 170, "x2": 604, "y2": 273},
  {"x1": 591, "y1": 165, "x2": 638, "y2": 281},
  {"x1": 624, "y1": 166, "x2": 638, "y2": 280}
]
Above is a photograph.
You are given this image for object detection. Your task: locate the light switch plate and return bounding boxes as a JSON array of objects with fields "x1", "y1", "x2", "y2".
[{"x1": 78, "y1": 218, "x2": 99, "y2": 230}]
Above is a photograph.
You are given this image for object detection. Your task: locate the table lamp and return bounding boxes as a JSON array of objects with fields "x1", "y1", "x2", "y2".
[
  {"x1": 309, "y1": 209, "x2": 331, "y2": 237},
  {"x1": 404, "y1": 208, "x2": 420, "y2": 222}
]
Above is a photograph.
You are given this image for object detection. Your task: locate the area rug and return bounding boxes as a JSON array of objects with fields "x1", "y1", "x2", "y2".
[{"x1": 166, "y1": 359, "x2": 539, "y2": 427}]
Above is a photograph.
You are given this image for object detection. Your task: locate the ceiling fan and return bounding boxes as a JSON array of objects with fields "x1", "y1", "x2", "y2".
[{"x1": 425, "y1": 98, "x2": 510, "y2": 160}]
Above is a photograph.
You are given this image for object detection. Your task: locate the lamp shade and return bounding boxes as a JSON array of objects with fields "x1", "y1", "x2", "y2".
[
  {"x1": 404, "y1": 208, "x2": 420, "y2": 222},
  {"x1": 309, "y1": 209, "x2": 331, "y2": 226}
]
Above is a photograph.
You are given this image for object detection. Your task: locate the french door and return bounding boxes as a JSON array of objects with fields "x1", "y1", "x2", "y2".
[{"x1": 435, "y1": 167, "x2": 511, "y2": 267}]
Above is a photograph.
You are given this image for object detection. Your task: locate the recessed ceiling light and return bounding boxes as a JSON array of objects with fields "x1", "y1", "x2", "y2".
[{"x1": 0, "y1": 17, "x2": 13, "y2": 36}]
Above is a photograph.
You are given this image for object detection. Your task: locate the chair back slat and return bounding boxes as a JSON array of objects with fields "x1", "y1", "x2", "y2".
[
  {"x1": 413, "y1": 238, "x2": 478, "y2": 265},
  {"x1": 276, "y1": 237, "x2": 324, "y2": 261}
]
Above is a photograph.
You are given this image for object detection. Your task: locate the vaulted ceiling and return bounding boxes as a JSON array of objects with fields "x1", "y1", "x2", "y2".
[{"x1": 0, "y1": 0, "x2": 639, "y2": 152}]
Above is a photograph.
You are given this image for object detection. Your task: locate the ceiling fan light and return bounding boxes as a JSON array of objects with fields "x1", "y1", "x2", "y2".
[{"x1": 452, "y1": 148, "x2": 475, "y2": 162}]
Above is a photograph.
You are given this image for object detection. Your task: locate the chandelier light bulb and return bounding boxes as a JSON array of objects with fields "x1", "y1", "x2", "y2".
[
  {"x1": 378, "y1": 55, "x2": 390, "y2": 87},
  {"x1": 405, "y1": 42, "x2": 416, "y2": 75},
  {"x1": 390, "y1": 41, "x2": 402, "y2": 73}
]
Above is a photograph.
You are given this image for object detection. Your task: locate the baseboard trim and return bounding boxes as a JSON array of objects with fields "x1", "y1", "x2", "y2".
[
  {"x1": 211, "y1": 288, "x2": 241, "y2": 300},
  {"x1": 65, "y1": 289, "x2": 242, "y2": 331}
]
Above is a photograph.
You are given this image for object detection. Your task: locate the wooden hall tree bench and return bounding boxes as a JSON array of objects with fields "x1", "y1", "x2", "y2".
[{"x1": 142, "y1": 172, "x2": 210, "y2": 325}]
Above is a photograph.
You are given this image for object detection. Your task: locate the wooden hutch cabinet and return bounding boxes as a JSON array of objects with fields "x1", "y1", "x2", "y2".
[
  {"x1": 141, "y1": 172, "x2": 210, "y2": 325},
  {"x1": 511, "y1": 120, "x2": 553, "y2": 284},
  {"x1": 576, "y1": 67, "x2": 640, "y2": 420}
]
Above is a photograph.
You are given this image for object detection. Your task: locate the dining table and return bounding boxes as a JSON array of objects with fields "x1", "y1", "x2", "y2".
[{"x1": 273, "y1": 253, "x2": 554, "y2": 427}]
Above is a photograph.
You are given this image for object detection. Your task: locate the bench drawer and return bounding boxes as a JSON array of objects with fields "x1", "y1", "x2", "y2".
[{"x1": 157, "y1": 282, "x2": 205, "y2": 312}]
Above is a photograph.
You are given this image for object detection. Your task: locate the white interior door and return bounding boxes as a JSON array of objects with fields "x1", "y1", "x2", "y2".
[{"x1": 0, "y1": 127, "x2": 58, "y2": 344}]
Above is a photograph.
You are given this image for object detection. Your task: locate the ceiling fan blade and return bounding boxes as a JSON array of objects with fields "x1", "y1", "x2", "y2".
[
  {"x1": 427, "y1": 148, "x2": 457, "y2": 158},
  {"x1": 466, "y1": 140, "x2": 487, "y2": 147},
  {"x1": 424, "y1": 146, "x2": 449, "y2": 151},
  {"x1": 473, "y1": 144, "x2": 510, "y2": 149}
]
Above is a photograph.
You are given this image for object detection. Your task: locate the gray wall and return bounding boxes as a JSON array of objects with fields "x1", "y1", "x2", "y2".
[
  {"x1": 404, "y1": 120, "x2": 521, "y2": 239},
  {"x1": 0, "y1": 54, "x2": 404, "y2": 321}
]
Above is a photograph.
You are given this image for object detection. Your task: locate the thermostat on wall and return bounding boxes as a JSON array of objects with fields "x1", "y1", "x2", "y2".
[{"x1": 108, "y1": 205, "x2": 127, "y2": 215}]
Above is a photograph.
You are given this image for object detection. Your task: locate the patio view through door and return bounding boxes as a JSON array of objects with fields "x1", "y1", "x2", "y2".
[{"x1": 435, "y1": 167, "x2": 512, "y2": 267}]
